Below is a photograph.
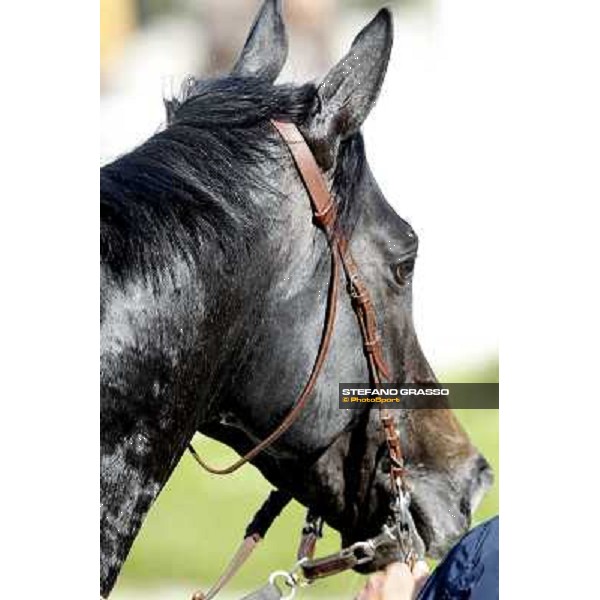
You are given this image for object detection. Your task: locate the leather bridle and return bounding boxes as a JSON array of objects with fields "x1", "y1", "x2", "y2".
[{"x1": 189, "y1": 120, "x2": 422, "y2": 600}]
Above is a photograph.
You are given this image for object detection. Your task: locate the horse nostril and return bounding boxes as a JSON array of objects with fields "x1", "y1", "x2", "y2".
[
  {"x1": 459, "y1": 496, "x2": 471, "y2": 518},
  {"x1": 464, "y1": 454, "x2": 494, "y2": 518},
  {"x1": 476, "y1": 455, "x2": 494, "y2": 488}
]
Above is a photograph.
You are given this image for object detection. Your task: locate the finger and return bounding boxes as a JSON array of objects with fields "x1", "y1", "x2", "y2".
[
  {"x1": 412, "y1": 561, "x2": 430, "y2": 596},
  {"x1": 354, "y1": 586, "x2": 368, "y2": 600},
  {"x1": 357, "y1": 572, "x2": 385, "y2": 600},
  {"x1": 368, "y1": 572, "x2": 385, "y2": 600},
  {"x1": 382, "y1": 563, "x2": 416, "y2": 598},
  {"x1": 412, "y1": 560, "x2": 430, "y2": 578},
  {"x1": 370, "y1": 572, "x2": 385, "y2": 592}
]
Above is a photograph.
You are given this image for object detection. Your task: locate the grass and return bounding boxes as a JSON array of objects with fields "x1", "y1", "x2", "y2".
[{"x1": 112, "y1": 358, "x2": 498, "y2": 598}]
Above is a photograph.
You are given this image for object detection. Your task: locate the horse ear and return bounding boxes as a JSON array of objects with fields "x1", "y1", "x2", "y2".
[
  {"x1": 231, "y1": 0, "x2": 288, "y2": 81},
  {"x1": 304, "y1": 9, "x2": 393, "y2": 167}
]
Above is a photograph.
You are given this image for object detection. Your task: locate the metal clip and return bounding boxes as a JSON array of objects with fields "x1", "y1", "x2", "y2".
[
  {"x1": 388, "y1": 486, "x2": 411, "y2": 557},
  {"x1": 301, "y1": 514, "x2": 323, "y2": 538},
  {"x1": 268, "y1": 570, "x2": 297, "y2": 600},
  {"x1": 388, "y1": 484, "x2": 426, "y2": 564},
  {"x1": 288, "y1": 558, "x2": 312, "y2": 588},
  {"x1": 347, "y1": 540, "x2": 376, "y2": 565}
]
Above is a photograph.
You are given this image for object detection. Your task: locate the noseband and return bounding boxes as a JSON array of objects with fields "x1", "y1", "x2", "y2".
[{"x1": 189, "y1": 121, "x2": 422, "y2": 600}]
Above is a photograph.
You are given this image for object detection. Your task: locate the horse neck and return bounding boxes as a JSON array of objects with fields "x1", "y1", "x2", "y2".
[
  {"x1": 100, "y1": 265, "x2": 207, "y2": 595},
  {"x1": 99, "y1": 234, "x2": 273, "y2": 595},
  {"x1": 99, "y1": 179, "x2": 298, "y2": 595},
  {"x1": 100, "y1": 438, "x2": 160, "y2": 596},
  {"x1": 100, "y1": 398, "x2": 199, "y2": 595}
]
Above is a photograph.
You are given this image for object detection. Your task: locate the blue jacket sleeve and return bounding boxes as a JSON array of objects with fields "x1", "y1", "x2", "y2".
[{"x1": 417, "y1": 516, "x2": 499, "y2": 600}]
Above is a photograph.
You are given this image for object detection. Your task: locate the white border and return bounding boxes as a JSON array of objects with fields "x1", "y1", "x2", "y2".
[{"x1": 2, "y1": 0, "x2": 599, "y2": 597}]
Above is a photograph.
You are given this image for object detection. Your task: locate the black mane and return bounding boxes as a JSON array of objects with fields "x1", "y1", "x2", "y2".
[{"x1": 100, "y1": 76, "x2": 365, "y2": 284}]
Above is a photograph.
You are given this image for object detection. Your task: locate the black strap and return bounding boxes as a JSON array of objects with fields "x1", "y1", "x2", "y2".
[{"x1": 244, "y1": 489, "x2": 292, "y2": 540}]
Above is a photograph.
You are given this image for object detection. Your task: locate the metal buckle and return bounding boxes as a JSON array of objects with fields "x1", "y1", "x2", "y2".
[
  {"x1": 348, "y1": 273, "x2": 361, "y2": 297},
  {"x1": 346, "y1": 540, "x2": 376, "y2": 565},
  {"x1": 301, "y1": 514, "x2": 323, "y2": 538}
]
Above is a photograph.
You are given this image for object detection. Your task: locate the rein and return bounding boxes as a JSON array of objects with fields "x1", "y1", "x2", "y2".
[{"x1": 189, "y1": 121, "x2": 422, "y2": 600}]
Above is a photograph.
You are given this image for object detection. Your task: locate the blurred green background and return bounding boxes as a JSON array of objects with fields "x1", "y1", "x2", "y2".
[{"x1": 114, "y1": 359, "x2": 498, "y2": 598}]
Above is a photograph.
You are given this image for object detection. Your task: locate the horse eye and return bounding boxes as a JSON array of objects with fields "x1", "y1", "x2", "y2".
[{"x1": 393, "y1": 258, "x2": 415, "y2": 285}]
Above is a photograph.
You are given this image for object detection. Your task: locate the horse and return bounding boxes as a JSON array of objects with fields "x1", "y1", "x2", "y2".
[{"x1": 100, "y1": 1, "x2": 493, "y2": 596}]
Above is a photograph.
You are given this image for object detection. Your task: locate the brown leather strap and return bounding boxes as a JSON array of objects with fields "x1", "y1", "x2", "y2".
[
  {"x1": 296, "y1": 512, "x2": 323, "y2": 561},
  {"x1": 188, "y1": 120, "x2": 413, "y2": 599},
  {"x1": 296, "y1": 531, "x2": 319, "y2": 562},
  {"x1": 188, "y1": 119, "x2": 403, "y2": 483},
  {"x1": 300, "y1": 551, "x2": 359, "y2": 581},
  {"x1": 188, "y1": 247, "x2": 340, "y2": 474},
  {"x1": 271, "y1": 121, "x2": 391, "y2": 385},
  {"x1": 271, "y1": 122, "x2": 405, "y2": 492},
  {"x1": 270, "y1": 120, "x2": 337, "y2": 229},
  {"x1": 337, "y1": 246, "x2": 391, "y2": 383},
  {"x1": 298, "y1": 528, "x2": 403, "y2": 583},
  {"x1": 188, "y1": 121, "x2": 342, "y2": 475}
]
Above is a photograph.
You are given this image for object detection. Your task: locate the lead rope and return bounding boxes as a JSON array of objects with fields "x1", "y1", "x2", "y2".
[{"x1": 191, "y1": 490, "x2": 292, "y2": 600}]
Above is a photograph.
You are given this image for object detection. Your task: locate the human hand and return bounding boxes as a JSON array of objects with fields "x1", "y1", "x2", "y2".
[{"x1": 355, "y1": 561, "x2": 430, "y2": 600}]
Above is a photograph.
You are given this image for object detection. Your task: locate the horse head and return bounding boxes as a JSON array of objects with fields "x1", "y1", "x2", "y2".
[{"x1": 101, "y1": 1, "x2": 493, "y2": 595}]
